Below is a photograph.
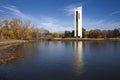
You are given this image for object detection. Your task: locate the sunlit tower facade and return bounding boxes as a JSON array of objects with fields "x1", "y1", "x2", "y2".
[{"x1": 74, "y1": 6, "x2": 82, "y2": 38}]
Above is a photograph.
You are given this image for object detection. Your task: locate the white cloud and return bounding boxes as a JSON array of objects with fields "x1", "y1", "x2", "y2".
[
  {"x1": 110, "y1": 10, "x2": 120, "y2": 16},
  {"x1": 64, "y1": 2, "x2": 87, "y2": 16},
  {"x1": 1, "y1": 5, "x2": 73, "y2": 32}
]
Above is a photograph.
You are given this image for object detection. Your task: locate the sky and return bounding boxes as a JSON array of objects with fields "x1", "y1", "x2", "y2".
[{"x1": 0, "y1": 0, "x2": 120, "y2": 32}]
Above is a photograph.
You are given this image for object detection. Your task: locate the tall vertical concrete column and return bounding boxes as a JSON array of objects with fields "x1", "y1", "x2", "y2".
[{"x1": 74, "y1": 6, "x2": 82, "y2": 38}]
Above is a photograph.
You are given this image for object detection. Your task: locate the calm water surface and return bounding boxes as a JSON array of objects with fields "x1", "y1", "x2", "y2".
[{"x1": 0, "y1": 41, "x2": 120, "y2": 80}]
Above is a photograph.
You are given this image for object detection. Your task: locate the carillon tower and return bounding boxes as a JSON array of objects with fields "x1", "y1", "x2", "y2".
[{"x1": 74, "y1": 6, "x2": 82, "y2": 38}]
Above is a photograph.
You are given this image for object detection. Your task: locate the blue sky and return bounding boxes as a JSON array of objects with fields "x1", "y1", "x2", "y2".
[{"x1": 0, "y1": 0, "x2": 120, "y2": 32}]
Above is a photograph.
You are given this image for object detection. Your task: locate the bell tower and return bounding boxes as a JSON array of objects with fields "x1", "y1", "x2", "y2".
[{"x1": 74, "y1": 6, "x2": 82, "y2": 38}]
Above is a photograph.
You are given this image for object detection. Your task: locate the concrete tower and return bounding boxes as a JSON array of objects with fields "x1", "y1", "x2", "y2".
[{"x1": 74, "y1": 6, "x2": 82, "y2": 38}]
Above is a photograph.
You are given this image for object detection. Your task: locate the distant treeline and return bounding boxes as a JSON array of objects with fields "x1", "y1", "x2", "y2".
[
  {"x1": 0, "y1": 18, "x2": 120, "y2": 39},
  {"x1": 85, "y1": 28, "x2": 120, "y2": 38},
  {"x1": 51, "y1": 28, "x2": 120, "y2": 38},
  {"x1": 63, "y1": 28, "x2": 120, "y2": 38}
]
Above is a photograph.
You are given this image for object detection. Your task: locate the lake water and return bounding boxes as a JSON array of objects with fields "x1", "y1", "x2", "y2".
[{"x1": 0, "y1": 41, "x2": 120, "y2": 80}]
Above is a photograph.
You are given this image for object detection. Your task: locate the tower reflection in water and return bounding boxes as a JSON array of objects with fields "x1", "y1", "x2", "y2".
[{"x1": 73, "y1": 41, "x2": 84, "y2": 76}]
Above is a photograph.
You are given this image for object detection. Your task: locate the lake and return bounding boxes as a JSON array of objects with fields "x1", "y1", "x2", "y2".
[{"x1": 0, "y1": 41, "x2": 120, "y2": 80}]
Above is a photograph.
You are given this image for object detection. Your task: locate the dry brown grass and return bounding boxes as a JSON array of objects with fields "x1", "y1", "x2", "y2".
[{"x1": 0, "y1": 54, "x2": 16, "y2": 64}]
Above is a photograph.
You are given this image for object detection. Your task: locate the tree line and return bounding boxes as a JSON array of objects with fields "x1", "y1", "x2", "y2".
[
  {"x1": 0, "y1": 18, "x2": 42, "y2": 40},
  {"x1": 51, "y1": 28, "x2": 120, "y2": 38},
  {"x1": 0, "y1": 18, "x2": 119, "y2": 39},
  {"x1": 87, "y1": 29, "x2": 120, "y2": 38}
]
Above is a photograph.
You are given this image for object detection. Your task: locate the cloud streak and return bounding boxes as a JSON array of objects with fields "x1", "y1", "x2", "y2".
[
  {"x1": 64, "y1": 1, "x2": 87, "y2": 16},
  {"x1": 110, "y1": 10, "x2": 120, "y2": 16},
  {"x1": 0, "y1": 10, "x2": 4, "y2": 12},
  {"x1": 2, "y1": 5, "x2": 33, "y2": 20}
]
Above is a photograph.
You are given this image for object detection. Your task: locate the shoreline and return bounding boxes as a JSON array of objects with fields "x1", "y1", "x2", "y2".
[
  {"x1": 0, "y1": 40, "x2": 30, "y2": 50},
  {"x1": 0, "y1": 40, "x2": 37, "y2": 64},
  {"x1": 45, "y1": 38, "x2": 120, "y2": 41},
  {"x1": 0, "y1": 40, "x2": 38, "y2": 49}
]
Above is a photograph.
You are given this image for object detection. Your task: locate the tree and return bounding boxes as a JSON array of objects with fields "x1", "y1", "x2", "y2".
[
  {"x1": 8, "y1": 29, "x2": 14, "y2": 39},
  {"x1": 101, "y1": 30, "x2": 107, "y2": 38},
  {"x1": 0, "y1": 18, "x2": 44, "y2": 40},
  {"x1": 88, "y1": 29, "x2": 103, "y2": 38},
  {"x1": 107, "y1": 30, "x2": 113, "y2": 38},
  {"x1": 113, "y1": 29, "x2": 119, "y2": 37},
  {"x1": 71, "y1": 30, "x2": 74, "y2": 37},
  {"x1": 0, "y1": 20, "x2": 4, "y2": 39},
  {"x1": 52, "y1": 32, "x2": 59, "y2": 38},
  {"x1": 3, "y1": 19, "x2": 9, "y2": 28},
  {"x1": 31, "y1": 27, "x2": 41, "y2": 39},
  {"x1": 64, "y1": 31, "x2": 72, "y2": 38},
  {"x1": 1, "y1": 27, "x2": 7, "y2": 39},
  {"x1": 82, "y1": 28, "x2": 87, "y2": 38},
  {"x1": 59, "y1": 34, "x2": 64, "y2": 38}
]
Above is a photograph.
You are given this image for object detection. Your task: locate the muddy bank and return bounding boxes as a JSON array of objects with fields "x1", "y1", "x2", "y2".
[{"x1": 0, "y1": 40, "x2": 36, "y2": 64}]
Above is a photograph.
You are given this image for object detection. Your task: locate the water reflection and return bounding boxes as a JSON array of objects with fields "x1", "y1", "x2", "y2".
[
  {"x1": 1, "y1": 41, "x2": 120, "y2": 80},
  {"x1": 73, "y1": 41, "x2": 84, "y2": 76}
]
